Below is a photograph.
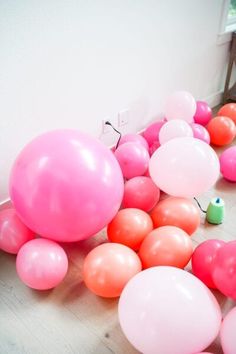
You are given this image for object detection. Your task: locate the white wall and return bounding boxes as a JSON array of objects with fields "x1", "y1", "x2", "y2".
[{"x1": 0, "y1": 0, "x2": 231, "y2": 202}]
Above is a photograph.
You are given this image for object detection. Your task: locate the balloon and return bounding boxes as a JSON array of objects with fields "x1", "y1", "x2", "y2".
[
  {"x1": 165, "y1": 91, "x2": 196, "y2": 123},
  {"x1": 16, "y1": 238, "x2": 68, "y2": 290},
  {"x1": 150, "y1": 197, "x2": 200, "y2": 235},
  {"x1": 159, "y1": 119, "x2": 193, "y2": 145},
  {"x1": 218, "y1": 102, "x2": 236, "y2": 124},
  {"x1": 122, "y1": 176, "x2": 160, "y2": 212},
  {"x1": 9, "y1": 130, "x2": 124, "y2": 242},
  {"x1": 191, "y1": 123, "x2": 210, "y2": 144},
  {"x1": 0, "y1": 208, "x2": 35, "y2": 254},
  {"x1": 212, "y1": 241, "x2": 236, "y2": 300},
  {"x1": 207, "y1": 116, "x2": 236, "y2": 146},
  {"x1": 83, "y1": 243, "x2": 141, "y2": 297},
  {"x1": 107, "y1": 208, "x2": 153, "y2": 251},
  {"x1": 191, "y1": 239, "x2": 225, "y2": 288},
  {"x1": 220, "y1": 146, "x2": 236, "y2": 182},
  {"x1": 221, "y1": 306, "x2": 236, "y2": 354},
  {"x1": 194, "y1": 101, "x2": 212, "y2": 126},
  {"x1": 139, "y1": 226, "x2": 193, "y2": 269},
  {"x1": 118, "y1": 267, "x2": 221, "y2": 354},
  {"x1": 149, "y1": 137, "x2": 220, "y2": 197},
  {"x1": 149, "y1": 141, "x2": 160, "y2": 156},
  {"x1": 142, "y1": 120, "x2": 165, "y2": 146},
  {"x1": 114, "y1": 142, "x2": 150, "y2": 179},
  {"x1": 118, "y1": 133, "x2": 149, "y2": 150}
]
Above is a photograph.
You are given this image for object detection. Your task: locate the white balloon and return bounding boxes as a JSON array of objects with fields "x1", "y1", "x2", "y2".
[
  {"x1": 159, "y1": 119, "x2": 193, "y2": 145},
  {"x1": 165, "y1": 91, "x2": 196, "y2": 123}
]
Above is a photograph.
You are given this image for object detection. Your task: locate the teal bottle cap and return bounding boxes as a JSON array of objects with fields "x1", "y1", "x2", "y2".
[{"x1": 206, "y1": 197, "x2": 225, "y2": 225}]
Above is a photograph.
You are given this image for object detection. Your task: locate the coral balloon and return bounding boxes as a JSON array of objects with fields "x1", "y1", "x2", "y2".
[
  {"x1": 118, "y1": 133, "x2": 149, "y2": 150},
  {"x1": 191, "y1": 123, "x2": 210, "y2": 144},
  {"x1": 107, "y1": 208, "x2": 153, "y2": 251},
  {"x1": 0, "y1": 209, "x2": 35, "y2": 254},
  {"x1": 221, "y1": 306, "x2": 236, "y2": 354},
  {"x1": 114, "y1": 142, "x2": 150, "y2": 179},
  {"x1": 122, "y1": 176, "x2": 160, "y2": 212},
  {"x1": 159, "y1": 119, "x2": 193, "y2": 145},
  {"x1": 191, "y1": 239, "x2": 225, "y2": 288},
  {"x1": 149, "y1": 137, "x2": 220, "y2": 197},
  {"x1": 142, "y1": 120, "x2": 165, "y2": 146},
  {"x1": 139, "y1": 226, "x2": 193, "y2": 269},
  {"x1": 16, "y1": 239, "x2": 68, "y2": 290},
  {"x1": 150, "y1": 197, "x2": 200, "y2": 235},
  {"x1": 218, "y1": 102, "x2": 236, "y2": 124},
  {"x1": 83, "y1": 243, "x2": 141, "y2": 298},
  {"x1": 220, "y1": 146, "x2": 236, "y2": 182},
  {"x1": 9, "y1": 130, "x2": 124, "y2": 242},
  {"x1": 119, "y1": 267, "x2": 221, "y2": 354},
  {"x1": 207, "y1": 116, "x2": 236, "y2": 146},
  {"x1": 194, "y1": 101, "x2": 212, "y2": 126},
  {"x1": 165, "y1": 91, "x2": 196, "y2": 123}
]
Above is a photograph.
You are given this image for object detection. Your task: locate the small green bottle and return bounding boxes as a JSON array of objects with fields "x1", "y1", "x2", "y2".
[{"x1": 206, "y1": 197, "x2": 225, "y2": 225}]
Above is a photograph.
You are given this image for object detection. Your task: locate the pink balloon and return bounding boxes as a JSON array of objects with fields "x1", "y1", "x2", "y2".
[
  {"x1": 114, "y1": 142, "x2": 150, "y2": 179},
  {"x1": 149, "y1": 137, "x2": 220, "y2": 197},
  {"x1": 194, "y1": 101, "x2": 212, "y2": 126},
  {"x1": 10, "y1": 130, "x2": 124, "y2": 242},
  {"x1": 119, "y1": 267, "x2": 221, "y2": 354},
  {"x1": 16, "y1": 238, "x2": 68, "y2": 290},
  {"x1": 165, "y1": 91, "x2": 196, "y2": 123},
  {"x1": 142, "y1": 120, "x2": 165, "y2": 146},
  {"x1": 220, "y1": 146, "x2": 236, "y2": 182},
  {"x1": 149, "y1": 141, "x2": 160, "y2": 156},
  {"x1": 0, "y1": 208, "x2": 35, "y2": 254},
  {"x1": 122, "y1": 176, "x2": 160, "y2": 212},
  {"x1": 118, "y1": 134, "x2": 149, "y2": 150},
  {"x1": 159, "y1": 119, "x2": 193, "y2": 145},
  {"x1": 191, "y1": 123, "x2": 210, "y2": 144},
  {"x1": 221, "y1": 306, "x2": 236, "y2": 354}
]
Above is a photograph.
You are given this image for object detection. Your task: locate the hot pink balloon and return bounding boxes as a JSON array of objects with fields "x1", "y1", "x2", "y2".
[
  {"x1": 119, "y1": 266, "x2": 221, "y2": 354},
  {"x1": 122, "y1": 176, "x2": 160, "y2": 212},
  {"x1": 118, "y1": 133, "x2": 149, "y2": 150},
  {"x1": 221, "y1": 306, "x2": 236, "y2": 354},
  {"x1": 16, "y1": 238, "x2": 68, "y2": 290},
  {"x1": 142, "y1": 120, "x2": 165, "y2": 146},
  {"x1": 9, "y1": 130, "x2": 124, "y2": 242},
  {"x1": 159, "y1": 119, "x2": 193, "y2": 145},
  {"x1": 149, "y1": 141, "x2": 160, "y2": 156},
  {"x1": 165, "y1": 91, "x2": 196, "y2": 123},
  {"x1": 194, "y1": 101, "x2": 212, "y2": 126},
  {"x1": 0, "y1": 208, "x2": 35, "y2": 254},
  {"x1": 114, "y1": 142, "x2": 150, "y2": 179},
  {"x1": 191, "y1": 123, "x2": 210, "y2": 144},
  {"x1": 220, "y1": 146, "x2": 236, "y2": 182}
]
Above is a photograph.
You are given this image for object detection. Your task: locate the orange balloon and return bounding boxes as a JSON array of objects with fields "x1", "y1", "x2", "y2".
[
  {"x1": 138, "y1": 226, "x2": 193, "y2": 269},
  {"x1": 207, "y1": 116, "x2": 235, "y2": 146},
  {"x1": 150, "y1": 197, "x2": 200, "y2": 235},
  {"x1": 107, "y1": 208, "x2": 153, "y2": 251},
  {"x1": 218, "y1": 103, "x2": 236, "y2": 124},
  {"x1": 83, "y1": 243, "x2": 141, "y2": 298}
]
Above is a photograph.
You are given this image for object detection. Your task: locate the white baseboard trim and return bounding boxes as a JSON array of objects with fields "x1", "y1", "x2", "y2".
[{"x1": 203, "y1": 90, "x2": 223, "y2": 108}]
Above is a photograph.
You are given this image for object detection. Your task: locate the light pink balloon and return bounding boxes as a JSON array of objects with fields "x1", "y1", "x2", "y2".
[
  {"x1": 0, "y1": 208, "x2": 35, "y2": 254},
  {"x1": 194, "y1": 101, "x2": 212, "y2": 126},
  {"x1": 165, "y1": 91, "x2": 196, "y2": 123},
  {"x1": 142, "y1": 120, "x2": 166, "y2": 146},
  {"x1": 10, "y1": 130, "x2": 124, "y2": 242},
  {"x1": 114, "y1": 142, "x2": 150, "y2": 179},
  {"x1": 118, "y1": 133, "x2": 149, "y2": 150},
  {"x1": 159, "y1": 119, "x2": 193, "y2": 145},
  {"x1": 149, "y1": 137, "x2": 219, "y2": 197},
  {"x1": 221, "y1": 306, "x2": 236, "y2": 354},
  {"x1": 16, "y1": 238, "x2": 68, "y2": 290},
  {"x1": 119, "y1": 267, "x2": 221, "y2": 354},
  {"x1": 191, "y1": 123, "x2": 210, "y2": 144}
]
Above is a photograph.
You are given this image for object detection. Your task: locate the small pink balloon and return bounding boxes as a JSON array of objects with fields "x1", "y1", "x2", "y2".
[
  {"x1": 221, "y1": 306, "x2": 236, "y2": 354},
  {"x1": 16, "y1": 238, "x2": 68, "y2": 290},
  {"x1": 191, "y1": 123, "x2": 210, "y2": 144},
  {"x1": 114, "y1": 142, "x2": 150, "y2": 179},
  {"x1": 142, "y1": 120, "x2": 165, "y2": 146},
  {"x1": 118, "y1": 134, "x2": 149, "y2": 150},
  {"x1": 159, "y1": 119, "x2": 193, "y2": 145},
  {"x1": 122, "y1": 176, "x2": 160, "y2": 212},
  {"x1": 220, "y1": 146, "x2": 236, "y2": 182},
  {"x1": 149, "y1": 141, "x2": 160, "y2": 156},
  {"x1": 165, "y1": 91, "x2": 196, "y2": 123},
  {"x1": 194, "y1": 101, "x2": 212, "y2": 126},
  {"x1": 0, "y1": 209, "x2": 35, "y2": 254}
]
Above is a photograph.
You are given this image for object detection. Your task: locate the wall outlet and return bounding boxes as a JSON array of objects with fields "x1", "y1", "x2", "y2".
[
  {"x1": 102, "y1": 119, "x2": 112, "y2": 134},
  {"x1": 118, "y1": 109, "x2": 129, "y2": 126}
]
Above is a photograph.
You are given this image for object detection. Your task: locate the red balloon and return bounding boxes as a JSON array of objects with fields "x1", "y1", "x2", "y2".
[{"x1": 191, "y1": 239, "x2": 225, "y2": 288}]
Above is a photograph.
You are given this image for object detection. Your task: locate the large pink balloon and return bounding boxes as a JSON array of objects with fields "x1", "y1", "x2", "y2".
[
  {"x1": 221, "y1": 306, "x2": 236, "y2": 354},
  {"x1": 16, "y1": 238, "x2": 68, "y2": 290},
  {"x1": 159, "y1": 119, "x2": 193, "y2": 145},
  {"x1": 165, "y1": 91, "x2": 196, "y2": 123},
  {"x1": 119, "y1": 267, "x2": 221, "y2": 354},
  {"x1": 142, "y1": 120, "x2": 165, "y2": 146},
  {"x1": 149, "y1": 137, "x2": 220, "y2": 197},
  {"x1": 10, "y1": 130, "x2": 124, "y2": 242},
  {"x1": 118, "y1": 133, "x2": 149, "y2": 150}
]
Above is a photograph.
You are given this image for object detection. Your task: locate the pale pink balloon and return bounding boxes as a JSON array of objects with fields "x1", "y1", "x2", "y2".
[
  {"x1": 10, "y1": 130, "x2": 124, "y2": 242},
  {"x1": 119, "y1": 267, "x2": 221, "y2": 354},
  {"x1": 221, "y1": 306, "x2": 236, "y2": 354},
  {"x1": 165, "y1": 91, "x2": 196, "y2": 123},
  {"x1": 114, "y1": 142, "x2": 150, "y2": 179},
  {"x1": 194, "y1": 101, "x2": 212, "y2": 126},
  {"x1": 159, "y1": 119, "x2": 193, "y2": 145},
  {"x1": 142, "y1": 120, "x2": 165, "y2": 146},
  {"x1": 118, "y1": 134, "x2": 149, "y2": 150},
  {"x1": 149, "y1": 137, "x2": 219, "y2": 197},
  {"x1": 16, "y1": 238, "x2": 68, "y2": 290},
  {"x1": 0, "y1": 208, "x2": 35, "y2": 254},
  {"x1": 191, "y1": 123, "x2": 210, "y2": 144}
]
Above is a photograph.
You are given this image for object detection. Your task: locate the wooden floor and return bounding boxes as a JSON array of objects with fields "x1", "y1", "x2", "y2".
[{"x1": 0, "y1": 144, "x2": 236, "y2": 354}]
